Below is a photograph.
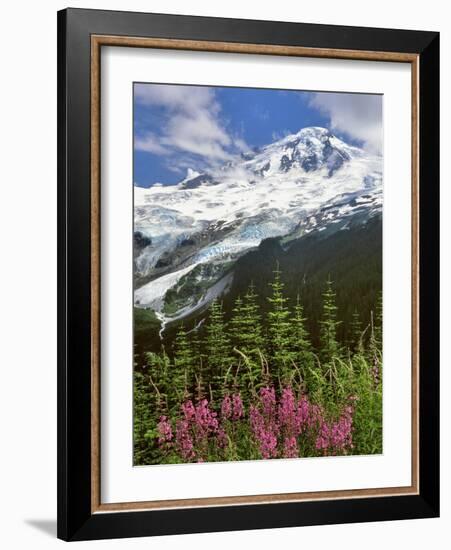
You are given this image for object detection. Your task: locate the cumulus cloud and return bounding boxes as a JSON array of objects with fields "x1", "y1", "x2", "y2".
[
  {"x1": 309, "y1": 92, "x2": 383, "y2": 153},
  {"x1": 134, "y1": 133, "x2": 169, "y2": 155},
  {"x1": 165, "y1": 111, "x2": 232, "y2": 160},
  {"x1": 135, "y1": 83, "x2": 216, "y2": 114},
  {"x1": 134, "y1": 84, "x2": 247, "y2": 166}
]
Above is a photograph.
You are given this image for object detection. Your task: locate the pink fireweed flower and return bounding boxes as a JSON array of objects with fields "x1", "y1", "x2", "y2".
[
  {"x1": 259, "y1": 430, "x2": 278, "y2": 459},
  {"x1": 249, "y1": 404, "x2": 262, "y2": 438},
  {"x1": 175, "y1": 419, "x2": 195, "y2": 460},
  {"x1": 278, "y1": 387, "x2": 296, "y2": 422},
  {"x1": 250, "y1": 391, "x2": 279, "y2": 459},
  {"x1": 217, "y1": 427, "x2": 229, "y2": 448},
  {"x1": 172, "y1": 398, "x2": 220, "y2": 462},
  {"x1": 181, "y1": 400, "x2": 195, "y2": 421},
  {"x1": 315, "y1": 421, "x2": 331, "y2": 452},
  {"x1": 157, "y1": 415, "x2": 173, "y2": 444},
  {"x1": 232, "y1": 393, "x2": 244, "y2": 420},
  {"x1": 282, "y1": 436, "x2": 298, "y2": 458},
  {"x1": 194, "y1": 399, "x2": 218, "y2": 436},
  {"x1": 277, "y1": 387, "x2": 304, "y2": 458},
  {"x1": 221, "y1": 395, "x2": 232, "y2": 420},
  {"x1": 278, "y1": 387, "x2": 299, "y2": 431},
  {"x1": 249, "y1": 404, "x2": 263, "y2": 433},
  {"x1": 260, "y1": 386, "x2": 276, "y2": 417},
  {"x1": 371, "y1": 364, "x2": 380, "y2": 385},
  {"x1": 307, "y1": 403, "x2": 324, "y2": 430},
  {"x1": 333, "y1": 405, "x2": 354, "y2": 450},
  {"x1": 161, "y1": 388, "x2": 356, "y2": 463},
  {"x1": 315, "y1": 403, "x2": 354, "y2": 454},
  {"x1": 297, "y1": 395, "x2": 311, "y2": 430}
]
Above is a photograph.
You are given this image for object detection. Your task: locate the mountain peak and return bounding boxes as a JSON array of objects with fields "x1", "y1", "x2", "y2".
[
  {"x1": 273, "y1": 126, "x2": 331, "y2": 146},
  {"x1": 297, "y1": 126, "x2": 331, "y2": 137},
  {"x1": 174, "y1": 127, "x2": 360, "y2": 191},
  {"x1": 255, "y1": 126, "x2": 355, "y2": 177},
  {"x1": 185, "y1": 168, "x2": 200, "y2": 180}
]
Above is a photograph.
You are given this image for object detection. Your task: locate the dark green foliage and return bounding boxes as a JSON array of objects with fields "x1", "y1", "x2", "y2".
[
  {"x1": 133, "y1": 307, "x2": 161, "y2": 357},
  {"x1": 229, "y1": 284, "x2": 266, "y2": 399},
  {"x1": 204, "y1": 299, "x2": 231, "y2": 399},
  {"x1": 348, "y1": 354, "x2": 383, "y2": 454},
  {"x1": 226, "y1": 215, "x2": 382, "y2": 349},
  {"x1": 319, "y1": 276, "x2": 342, "y2": 365},
  {"x1": 133, "y1": 348, "x2": 175, "y2": 464},
  {"x1": 143, "y1": 348, "x2": 174, "y2": 411},
  {"x1": 267, "y1": 264, "x2": 296, "y2": 383},
  {"x1": 229, "y1": 295, "x2": 244, "y2": 345},
  {"x1": 230, "y1": 283, "x2": 265, "y2": 356},
  {"x1": 348, "y1": 309, "x2": 363, "y2": 353},
  {"x1": 133, "y1": 370, "x2": 154, "y2": 464},
  {"x1": 374, "y1": 291, "x2": 383, "y2": 350},
  {"x1": 190, "y1": 325, "x2": 207, "y2": 400},
  {"x1": 133, "y1": 248, "x2": 383, "y2": 464},
  {"x1": 290, "y1": 294, "x2": 314, "y2": 384},
  {"x1": 173, "y1": 324, "x2": 196, "y2": 399}
]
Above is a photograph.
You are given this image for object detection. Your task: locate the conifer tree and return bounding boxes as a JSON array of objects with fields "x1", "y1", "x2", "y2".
[
  {"x1": 230, "y1": 283, "x2": 265, "y2": 395},
  {"x1": 173, "y1": 324, "x2": 196, "y2": 398},
  {"x1": 230, "y1": 283, "x2": 264, "y2": 355},
  {"x1": 348, "y1": 309, "x2": 363, "y2": 353},
  {"x1": 204, "y1": 299, "x2": 231, "y2": 399},
  {"x1": 319, "y1": 276, "x2": 342, "y2": 364},
  {"x1": 290, "y1": 294, "x2": 313, "y2": 374},
  {"x1": 229, "y1": 294, "x2": 244, "y2": 347},
  {"x1": 133, "y1": 370, "x2": 153, "y2": 465},
  {"x1": 267, "y1": 264, "x2": 294, "y2": 383},
  {"x1": 190, "y1": 323, "x2": 206, "y2": 399},
  {"x1": 145, "y1": 347, "x2": 174, "y2": 412}
]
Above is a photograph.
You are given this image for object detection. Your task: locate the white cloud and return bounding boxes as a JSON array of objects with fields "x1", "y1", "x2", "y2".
[
  {"x1": 134, "y1": 84, "x2": 246, "y2": 164},
  {"x1": 134, "y1": 133, "x2": 169, "y2": 155},
  {"x1": 234, "y1": 137, "x2": 249, "y2": 152},
  {"x1": 165, "y1": 111, "x2": 232, "y2": 160},
  {"x1": 135, "y1": 83, "x2": 216, "y2": 113},
  {"x1": 309, "y1": 92, "x2": 383, "y2": 153}
]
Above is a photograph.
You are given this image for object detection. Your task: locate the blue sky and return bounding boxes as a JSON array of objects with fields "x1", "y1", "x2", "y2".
[{"x1": 134, "y1": 83, "x2": 382, "y2": 188}]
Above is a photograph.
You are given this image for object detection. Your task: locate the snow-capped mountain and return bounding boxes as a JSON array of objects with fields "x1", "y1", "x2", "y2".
[{"x1": 134, "y1": 127, "x2": 382, "y2": 326}]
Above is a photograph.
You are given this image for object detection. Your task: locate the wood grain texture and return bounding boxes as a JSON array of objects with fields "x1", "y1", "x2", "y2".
[
  {"x1": 411, "y1": 56, "x2": 420, "y2": 493},
  {"x1": 95, "y1": 484, "x2": 418, "y2": 513},
  {"x1": 90, "y1": 34, "x2": 420, "y2": 514},
  {"x1": 92, "y1": 35, "x2": 418, "y2": 62},
  {"x1": 91, "y1": 35, "x2": 101, "y2": 514}
]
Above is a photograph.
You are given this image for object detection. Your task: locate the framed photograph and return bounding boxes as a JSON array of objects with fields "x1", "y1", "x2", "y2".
[{"x1": 57, "y1": 8, "x2": 439, "y2": 541}]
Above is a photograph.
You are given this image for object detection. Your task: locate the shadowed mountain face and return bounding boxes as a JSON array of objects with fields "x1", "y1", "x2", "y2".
[{"x1": 133, "y1": 126, "x2": 382, "y2": 336}]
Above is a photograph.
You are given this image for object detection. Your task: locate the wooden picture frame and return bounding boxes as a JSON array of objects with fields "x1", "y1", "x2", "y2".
[{"x1": 57, "y1": 7, "x2": 439, "y2": 541}]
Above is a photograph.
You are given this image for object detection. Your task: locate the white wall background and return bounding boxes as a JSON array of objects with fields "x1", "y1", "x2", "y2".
[{"x1": 0, "y1": 0, "x2": 448, "y2": 547}]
